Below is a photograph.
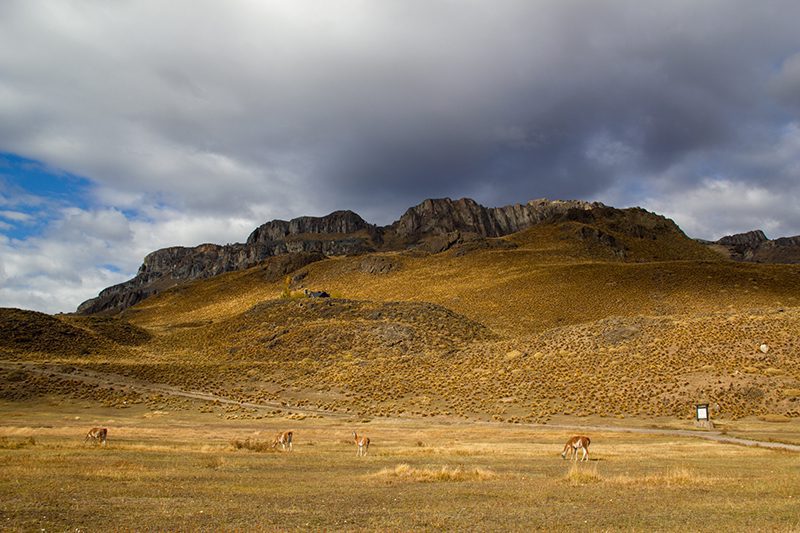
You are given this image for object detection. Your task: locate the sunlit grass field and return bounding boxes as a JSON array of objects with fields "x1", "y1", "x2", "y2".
[{"x1": 1, "y1": 401, "x2": 799, "y2": 531}]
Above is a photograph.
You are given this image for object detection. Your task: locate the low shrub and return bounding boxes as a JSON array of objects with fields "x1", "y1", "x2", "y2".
[
  {"x1": 0, "y1": 436, "x2": 36, "y2": 449},
  {"x1": 370, "y1": 463, "x2": 497, "y2": 483},
  {"x1": 564, "y1": 463, "x2": 602, "y2": 485},
  {"x1": 229, "y1": 438, "x2": 276, "y2": 453}
]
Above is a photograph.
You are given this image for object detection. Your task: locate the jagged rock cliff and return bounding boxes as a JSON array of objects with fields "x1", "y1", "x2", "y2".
[
  {"x1": 78, "y1": 211, "x2": 383, "y2": 314},
  {"x1": 381, "y1": 197, "x2": 602, "y2": 252},
  {"x1": 717, "y1": 230, "x2": 769, "y2": 249},
  {"x1": 77, "y1": 249, "x2": 327, "y2": 315},
  {"x1": 707, "y1": 230, "x2": 800, "y2": 263},
  {"x1": 247, "y1": 210, "x2": 380, "y2": 247},
  {"x1": 77, "y1": 197, "x2": 694, "y2": 314},
  {"x1": 387, "y1": 197, "x2": 600, "y2": 241}
]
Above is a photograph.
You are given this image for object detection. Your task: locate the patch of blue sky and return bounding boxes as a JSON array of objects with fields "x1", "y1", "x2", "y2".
[
  {"x1": 0, "y1": 152, "x2": 94, "y2": 240},
  {"x1": 100, "y1": 263, "x2": 123, "y2": 274}
]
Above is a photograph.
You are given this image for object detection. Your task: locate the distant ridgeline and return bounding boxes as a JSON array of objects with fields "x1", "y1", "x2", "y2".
[
  {"x1": 77, "y1": 197, "x2": 800, "y2": 314},
  {"x1": 699, "y1": 230, "x2": 800, "y2": 264}
]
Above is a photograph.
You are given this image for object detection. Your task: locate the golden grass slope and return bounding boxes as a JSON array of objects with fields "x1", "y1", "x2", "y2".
[
  {"x1": 123, "y1": 223, "x2": 799, "y2": 338},
  {"x1": 2, "y1": 221, "x2": 800, "y2": 421},
  {"x1": 0, "y1": 308, "x2": 149, "y2": 358}
]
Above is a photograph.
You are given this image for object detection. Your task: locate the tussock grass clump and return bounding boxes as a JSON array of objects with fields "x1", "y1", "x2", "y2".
[
  {"x1": 404, "y1": 446, "x2": 489, "y2": 456},
  {"x1": 279, "y1": 290, "x2": 308, "y2": 300},
  {"x1": 230, "y1": 438, "x2": 276, "y2": 453},
  {"x1": 759, "y1": 414, "x2": 791, "y2": 423},
  {"x1": 564, "y1": 463, "x2": 602, "y2": 485},
  {"x1": 371, "y1": 463, "x2": 497, "y2": 483},
  {"x1": 611, "y1": 467, "x2": 712, "y2": 487},
  {"x1": 0, "y1": 436, "x2": 36, "y2": 449},
  {"x1": 201, "y1": 455, "x2": 226, "y2": 470}
]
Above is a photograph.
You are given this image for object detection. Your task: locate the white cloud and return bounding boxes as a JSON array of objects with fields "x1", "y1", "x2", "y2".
[
  {"x1": 599, "y1": 119, "x2": 800, "y2": 240},
  {"x1": 641, "y1": 178, "x2": 799, "y2": 240},
  {"x1": 0, "y1": 210, "x2": 33, "y2": 222},
  {"x1": 0, "y1": 203, "x2": 269, "y2": 313},
  {"x1": 52, "y1": 208, "x2": 132, "y2": 243}
]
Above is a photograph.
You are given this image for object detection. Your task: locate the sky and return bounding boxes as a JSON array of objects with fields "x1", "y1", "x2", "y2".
[{"x1": 1, "y1": 1, "x2": 800, "y2": 313}]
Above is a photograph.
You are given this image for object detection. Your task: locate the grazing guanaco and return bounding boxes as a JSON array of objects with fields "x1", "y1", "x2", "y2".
[
  {"x1": 84, "y1": 427, "x2": 108, "y2": 446},
  {"x1": 561, "y1": 435, "x2": 590, "y2": 461},
  {"x1": 353, "y1": 431, "x2": 370, "y2": 456},
  {"x1": 272, "y1": 431, "x2": 293, "y2": 451}
]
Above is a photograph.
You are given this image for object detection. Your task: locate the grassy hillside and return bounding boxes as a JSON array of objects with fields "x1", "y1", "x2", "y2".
[
  {"x1": 125, "y1": 223, "x2": 797, "y2": 333},
  {"x1": 2, "y1": 220, "x2": 800, "y2": 422},
  {"x1": 0, "y1": 309, "x2": 149, "y2": 358}
]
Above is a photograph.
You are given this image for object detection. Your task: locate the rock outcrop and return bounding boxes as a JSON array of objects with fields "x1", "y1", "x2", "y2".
[
  {"x1": 386, "y1": 197, "x2": 601, "y2": 244},
  {"x1": 77, "y1": 197, "x2": 699, "y2": 314},
  {"x1": 78, "y1": 211, "x2": 384, "y2": 314},
  {"x1": 707, "y1": 230, "x2": 800, "y2": 263},
  {"x1": 247, "y1": 210, "x2": 380, "y2": 249},
  {"x1": 717, "y1": 230, "x2": 769, "y2": 249},
  {"x1": 77, "y1": 249, "x2": 327, "y2": 315}
]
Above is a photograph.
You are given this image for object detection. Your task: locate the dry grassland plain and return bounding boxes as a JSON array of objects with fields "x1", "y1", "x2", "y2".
[{"x1": 1, "y1": 402, "x2": 799, "y2": 531}]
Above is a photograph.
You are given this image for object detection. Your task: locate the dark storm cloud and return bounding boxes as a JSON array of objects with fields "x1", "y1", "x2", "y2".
[
  {"x1": 2, "y1": 0, "x2": 799, "y2": 224},
  {"x1": 274, "y1": 0, "x2": 800, "y2": 221},
  {"x1": 2, "y1": 1, "x2": 800, "y2": 311}
]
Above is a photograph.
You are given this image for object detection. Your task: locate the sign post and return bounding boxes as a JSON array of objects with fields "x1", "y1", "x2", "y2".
[{"x1": 695, "y1": 403, "x2": 713, "y2": 429}]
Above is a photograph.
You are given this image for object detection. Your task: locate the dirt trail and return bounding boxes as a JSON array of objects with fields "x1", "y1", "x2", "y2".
[
  {"x1": 0, "y1": 360, "x2": 350, "y2": 419},
  {"x1": 539, "y1": 422, "x2": 800, "y2": 453},
  {"x1": 3, "y1": 360, "x2": 800, "y2": 452}
]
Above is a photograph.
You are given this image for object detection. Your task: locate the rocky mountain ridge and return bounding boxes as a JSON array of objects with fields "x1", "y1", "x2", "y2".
[
  {"x1": 703, "y1": 230, "x2": 800, "y2": 263},
  {"x1": 77, "y1": 197, "x2": 686, "y2": 315}
]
